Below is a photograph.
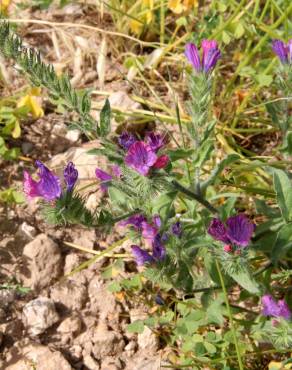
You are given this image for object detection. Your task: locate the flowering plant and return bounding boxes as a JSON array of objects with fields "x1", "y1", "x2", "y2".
[{"x1": 2, "y1": 20, "x2": 292, "y2": 367}]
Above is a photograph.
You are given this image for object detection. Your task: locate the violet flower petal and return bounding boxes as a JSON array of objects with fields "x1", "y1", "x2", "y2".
[
  {"x1": 172, "y1": 221, "x2": 182, "y2": 237},
  {"x1": 23, "y1": 170, "x2": 42, "y2": 199},
  {"x1": 208, "y1": 218, "x2": 229, "y2": 244},
  {"x1": 64, "y1": 162, "x2": 78, "y2": 192},
  {"x1": 278, "y1": 300, "x2": 292, "y2": 320},
  {"x1": 152, "y1": 234, "x2": 166, "y2": 261},
  {"x1": 119, "y1": 214, "x2": 147, "y2": 230},
  {"x1": 35, "y1": 160, "x2": 61, "y2": 201},
  {"x1": 262, "y1": 295, "x2": 280, "y2": 317},
  {"x1": 95, "y1": 168, "x2": 112, "y2": 191},
  {"x1": 125, "y1": 141, "x2": 157, "y2": 176},
  {"x1": 118, "y1": 131, "x2": 137, "y2": 150},
  {"x1": 131, "y1": 245, "x2": 154, "y2": 266},
  {"x1": 272, "y1": 40, "x2": 288, "y2": 63},
  {"x1": 142, "y1": 221, "x2": 158, "y2": 241},
  {"x1": 185, "y1": 43, "x2": 201, "y2": 72},
  {"x1": 226, "y1": 214, "x2": 254, "y2": 247},
  {"x1": 146, "y1": 132, "x2": 165, "y2": 152}
]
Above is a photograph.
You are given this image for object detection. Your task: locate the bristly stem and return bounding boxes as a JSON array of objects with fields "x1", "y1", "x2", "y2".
[
  {"x1": 172, "y1": 180, "x2": 218, "y2": 214},
  {"x1": 215, "y1": 259, "x2": 244, "y2": 370}
]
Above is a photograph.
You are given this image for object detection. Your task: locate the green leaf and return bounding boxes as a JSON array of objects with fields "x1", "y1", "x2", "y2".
[
  {"x1": 271, "y1": 223, "x2": 292, "y2": 264},
  {"x1": 229, "y1": 266, "x2": 261, "y2": 294},
  {"x1": 234, "y1": 22, "x2": 245, "y2": 39},
  {"x1": 193, "y1": 139, "x2": 213, "y2": 168},
  {"x1": 126, "y1": 320, "x2": 144, "y2": 334},
  {"x1": 273, "y1": 169, "x2": 292, "y2": 223},
  {"x1": 100, "y1": 99, "x2": 111, "y2": 137},
  {"x1": 107, "y1": 281, "x2": 122, "y2": 293},
  {"x1": 255, "y1": 74, "x2": 273, "y2": 87},
  {"x1": 204, "y1": 342, "x2": 217, "y2": 354},
  {"x1": 168, "y1": 148, "x2": 194, "y2": 162}
]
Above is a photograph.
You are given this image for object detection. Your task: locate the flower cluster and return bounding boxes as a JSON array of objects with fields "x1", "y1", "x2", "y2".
[
  {"x1": 208, "y1": 214, "x2": 255, "y2": 252},
  {"x1": 119, "y1": 131, "x2": 169, "y2": 176},
  {"x1": 262, "y1": 294, "x2": 291, "y2": 320},
  {"x1": 23, "y1": 160, "x2": 78, "y2": 201},
  {"x1": 185, "y1": 39, "x2": 221, "y2": 73},
  {"x1": 272, "y1": 39, "x2": 292, "y2": 65},
  {"x1": 120, "y1": 213, "x2": 182, "y2": 266}
]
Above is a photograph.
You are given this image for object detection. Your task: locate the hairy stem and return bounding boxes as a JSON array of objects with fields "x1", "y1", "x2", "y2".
[{"x1": 172, "y1": 180, "x2": 218, "y2": 214}]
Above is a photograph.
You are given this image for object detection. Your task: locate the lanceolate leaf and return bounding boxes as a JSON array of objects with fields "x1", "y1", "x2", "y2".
[
  {"x1": 100, "y1": 99, "x2": 111, "y2": 137},
  {"x1": 271, "y1": 223, "x2": 292, "y2": 264},
  {"x1": 273, "y1": 169, "x2": 292, "y2": 223},
  {"x1": 229, "y1": 267, "x2": 261, "y2": 295}
]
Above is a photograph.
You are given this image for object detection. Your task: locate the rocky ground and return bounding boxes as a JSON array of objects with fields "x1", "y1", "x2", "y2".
[{"x1": 0, "y1": 14, "x2": 166, "y2": 369}]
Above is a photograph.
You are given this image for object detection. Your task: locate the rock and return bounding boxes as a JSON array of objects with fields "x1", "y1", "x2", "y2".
[
  {"x1": 69, "y1": 344, "x2": 82, "y2": 360},
  {"x1": 22, "y1": 297, "x2": 59, "y2": 336},
  {"x1": 71, "y1": 227, "x2": 96, "y2": 250},
  {"x1": 57, "y1": 316, "x2": 82, "y2": 337},
  {"x1": 65, "y1": 129, "x2": 81, "y2": 142},
  {"x1": 21, "y1": 142, "x2": 34, "y2": 155},
  {"x1": 16, "y1": 222, "x2": 37, "y2": 242},
  {"x1": 0, "y1": 289, "x2": 15, "y2": 308},
  {"x1": 0, "y1": 331, "x2": 3, "y2": 346},
  {"x1": 83, "y1": 354, "x2": 100, "y2": 370},
  {"x1": 0, "y1": 308, "x2": 6, "y2": 321},
  {"x1": 137, "y1": 326, "x2": 159, "y2": 352},
  {"x1": 100, "y1": 356, "x2": 123, "y2": 370},
  {"x1": 64, "y1": 253, "x2": 82, "y2": 275},
  {"x1": 6, "y1": 343, "x2": 72, "y2": 370},
  {"x1": 50, "y1": 280, "x2": 87, "y2": 312},
  {"x1": 91, "y1": 323, "x2": 125, "y2": 359},
  {"x1": 22, "y1": 234, "x2": 62, "y2": 290},
  {"x1": 88, "y1": 277, "x2": 121, "y2": 321},
  {"x1": 127, "y1": 356, "x2": 161, "y2": 370}
]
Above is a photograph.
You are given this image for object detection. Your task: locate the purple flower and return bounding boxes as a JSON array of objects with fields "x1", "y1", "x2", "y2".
[
  {"x1": 172, "y1": 221, "x2": 182, "y2": 237},
  {"x1": 185, "y1": 43, "x2": 201, "y2": 72},
  {"x1": 185, "y1": 40, "x2": 221, "y2": 73},
  {"x1": 95, "y1": 168, "x2": 112, "y2": 191},
  {"x1": 153, "y1": 155, "x2": 169, "y2": 169},
  {"x1": 152, "y1": 234, "x2": 166, "y2": 261},
  {"x1": 146, "y1": 132, "x2": 166, "y2": 152},
  {"x1": 208, "y1": 218, "x2": 230, "y2": 244},
  {"x1": 125, "y1": 141, "x2": 157, "y2": 176},
  {"x1": 208, "y1": 214, "x2": 255, "y2": 248},
  {"x1": 23, "y1": 160, "x2": 61, "y2": 201},
  {"x1": 272, "y1": 40, "x2": 290, "y2": 64},
  {"x1": 119, "y1": 214, "x2": 147, "y2": 231},
  {"x1": 262, "y1": 294, "x2": 291, "y2": 320},
  {"x1": 64, "y1": 162, "x2": 78, "y2": 192},
  {"x1": 112, "y1": 165, "x2": 121, "y2": 177},
  {"x1": 118, "y1": 131, "x2": 137, "y2": 150},
  {"x1": 131, "y1": 245, "x2": 154, "y2": 266},
  {"x1": 153, "y1": 215, "x2": 162, "y2": 228},
  {"x1": 141, "y1": 221, "x2": 158, "y2": 241}
]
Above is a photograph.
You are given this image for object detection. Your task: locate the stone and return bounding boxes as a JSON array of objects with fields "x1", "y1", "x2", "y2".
[
  {"x1": 21, "y1": 142, "x2": 34, "y2": 155},
  {"x1": 100, "y1": 356, "x2": 123, "y2": 370},
  {"x1": 16, "y1": 222, "x2": 37, "y2": 242},
  {"x1": 57, "y1": 316, "x2": 82, "y2": 336},
  {"x1": 0, "y1": 289, "x2": 15, "y2": 308},
  {"x1": 83, "y1": 354, "x2": 100, "y2": 370},
  {"x1": 88, "y1": 277, "x2": 120, "y2": 321},
  {"x1": 91, "y1": 324, "x2": 125, "y2": 359},
  {"x1": 64, "y1": 253, "x2": 82, "y2": 275},
  {"x1": 0, "y1": 331, "x2": 3, "y2": 346},
  {"x1": 6, "y1": 343, "x2": 72, "y2": 370},
  {"x1": 65, "y1": 129, "x2": 81, "y2": 142},
  {"x1": 137, "y1": 326, "x2": 159, "y2": 352},
  {"x1": 22, "y1": 297, "x2": 59, "y2": 336},
  {"x1": 22, "y1": 234, "x2": 62, "y2": 290},
  {"x1": 50, "y1": 280, "x2": 87, "y2": 312}
]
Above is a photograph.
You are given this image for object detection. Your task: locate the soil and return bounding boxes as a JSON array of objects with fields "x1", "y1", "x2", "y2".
[{"x1": 0, "y1": 4, "x2": 167, "y2": 370}]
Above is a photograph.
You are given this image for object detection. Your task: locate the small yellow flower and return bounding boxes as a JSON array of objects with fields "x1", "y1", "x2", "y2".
[
  {"x1": 168, "y1": 0, "x2": 198, "y2": 14},
  {"x1": 17, "y1": 87, "x2": 44, "y2": 119},
  {"x1": 0, "y1": 0, "x2": 11, "y2": 15}
]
